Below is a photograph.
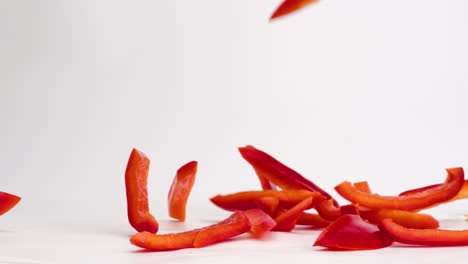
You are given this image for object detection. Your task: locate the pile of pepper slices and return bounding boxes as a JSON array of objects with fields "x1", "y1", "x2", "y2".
[{"x1": 125, "y1": 146, "x2": 468, "y2": 251}]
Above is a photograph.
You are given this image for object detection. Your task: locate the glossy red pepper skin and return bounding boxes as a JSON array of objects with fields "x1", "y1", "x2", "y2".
[
  {"x1": 379, "y1": 218, "x2": 468, "y2": 246},
  {"x1": 130, "y1": 211, "x2": 251, "y2": 251},
  {"x1": 244, "y1": 209, "x2": 277, "y2": 237},
  {"x1": 314, "y1": 214, "x2": 393, "y2": 250},
  {"x1": 270, "y1": 0, "x2": 318, "y2": 20},
  {"x1": 168, "y1": 161, "x2": 197, "y2": 221},
  {"x1": 360, "y1": 209, "x2": 439, "y2": 229},
  {"x1": 125, "y1": 148, "x2": 159, "y2": 233},
  {"x1": 335, "y1": 167, "x2": 464, "y2": 211},
  {"x1": 273, "y1": 197, "x2": 313, "y2": 232},
  {"x1": 0, "y1": 192, "x2": 21, "y2": 216},
  {"x1": 210, "y1": 190, "x2": 316, "y2": 212},
  {"x1": 238, "y1": 146, "x2": 336, "y2": 204},
  {"x1": 296, "y1": 213, "x2": 331, "y2": 227}
]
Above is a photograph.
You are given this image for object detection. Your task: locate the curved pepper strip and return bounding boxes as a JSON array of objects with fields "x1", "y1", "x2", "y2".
[
  {"x1": 314, "y1": 214, "x2": 393, "y2": 250},
  {"x1": 210, "y1": 190, "x2": 317, "y2": 212},
  {"x1": 130, "y1": 211, "x2": 251, "y2": 251},
  {"x1": 168, "y1": 161, "x2": 197, "y2": 221},
  {"x1": 238, "y1": 146, "x2": 336, "y2": 204},
  {"x1": 257, "y1": 172, "x2": 278, "y2": 190},
  {"x1": 314, "y1": 195, "x2": 341, "y2": 221},
  {"x1": 273, "y1": 196, "x2": 313, "y2": 232},
  {"x1": 360, "y1": 209, "x2": 439, "y2": 229},
  {"x1": 379, "y1": 218, "x2": 468, "y2": 246},
  {"x1": 335, "y1": 167, "x2": 464, "y2": 211},
  {"x1": 296, "y1": 213, "x2": 331, "y2": 228},
  {"x1": 353, "y1": 181, "x2": 371, "y2": 194},
  {"x1": 125, "y1": 148, "x2": 159, "y2": 233},
  {"x1": 270, "y1": 0, "x2": 318, "y2": 20},
  {"x1": 0, "y1": 192, "x2": 21, "y2": 216},
  {"x1": 244, "y1": 209, "x2": 277, "y2": 237}
]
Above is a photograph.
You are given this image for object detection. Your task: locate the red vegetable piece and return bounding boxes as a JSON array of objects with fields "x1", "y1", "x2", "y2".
[
  {"x1": 0, "y1": 192, "x2": 21, "y2": 216},
  {"x1": 125, "y1": 148, "x2": 159, "y2": 233},
  {"x1": 353, "y1": 181, "x2": 371, "y2": 193},
  {"x1": 296, "y1": 213, "x2": 331, "y2": 227},
  {"x1": 314, "y1": 195, "x2": 341, "y2": 221},
  {"x1": 255, "y1": 196, "x2": 280, "y2": 215},
  {"x1": 314, "y1": 214, "x2": 393, "y2": 250},
  {"x1": 335, "y1": 167, "x2": 464, "y2": 211},
  {"x1": 244, "y1": 209, "x2": 277, "y2": 237},
  {"x1": 168, "y1": 161, "x2": 197, "y2": 221},
  {"x1": 257, "y1": 172, "x2": 278, "y2": 190},
  {"x1": 380, "y1": 218, "x2": 468, "y2": 246},
  {"x1": 210, "y1": 190, "x2": 316, "y2": 212},
  {"x1": 271, "y1": 0, "x2": 318, "y2": 20},
  {"x1": 361, "y1": 209, "x2": 439, "y2": 229},
  {"x1": 193, "y1": 211, "x2": 251, "y2": 247},
  {"x1": 239, "y1": 146, "x2": 336, "y2": 204},
  {"x1": 130, "y1": 211, "x2": 251, "y2": 251},
  {"x1": 273, "y1": 196, "x2": 313, "y2": 232},
  {"x1": 340, "y1": 204, "x2": 359, "y2": 216}
]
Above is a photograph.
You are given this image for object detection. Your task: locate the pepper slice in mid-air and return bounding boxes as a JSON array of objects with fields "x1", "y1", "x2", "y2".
[
  {"x1": 335, "y1": 167, "x2": 464, "y2": 211},
  {"x1": 0, "y1": 192, "x2": 21, "y2": 216},
  {"x1": 125, "y1": 148, "x2": 159, "y2": 233},
  {"x1": 379, "y1": 218, "x2": 468, "y2": 246},
  {"x1": 270, "y1": 0, "x2": 318, "y2": 20},
  {"x1": 168, "y1": 161, "x2": 197, "y2": 221},
  {"x1": 238, "y1": 146, "x2": 336, "y2": 204},
  {"x1": 314, "y1": 214, "x2": 393, "y2": 250}
]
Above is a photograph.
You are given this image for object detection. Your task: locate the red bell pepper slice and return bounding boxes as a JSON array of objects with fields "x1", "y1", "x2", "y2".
[
  {"x1": 314, "y1": 214, "x2": 393, "y2": 250},
  {"x1": 255, "y1": 196, "x2": 280, "y2": 215},
  {"x1": 0, "y1": 192, "x2": 21, "y2": 216},
  {"x1": 353, "y1": 181, "x2": 371, "y2": 193},
  {"x1": 244, "y1": 209, "x2": 277, "y2": 237},
  {"x1": 210, "y1": 189, "x2": 316, "y2": 212},
  {"x1": 125, "y1": 148, "x2": 159, "y2": 233},
  {"x1": 379, "y1": 218, "x2": 468, "y2": 246},
  {"x1": 130, "y1": 211, "x2": 251, "y2": 251},
  {"x1": 168, "y1": 161, "x2": 197, "y2": 221},
  {"x1": 314, "y1": 195, "x2": 342, "y2": 221},
  {"x1": 273, "y1": 196, "x2": 313, "y2": 232},
  {"x1": 296, "y1": 213, "x2": 331, "y2": 227},
  {"x1": 270, "y1": 0, "x2": 318, "y2": 20},
  {"x1": 239, "y1": 146, "x2": 336, "y2": 203},
  {"x1": 361, "y1": 209, "x2": 439, "y2": 229},
  {"x1": 335, "y1": 167, "x2": 464, "y2": 211}
]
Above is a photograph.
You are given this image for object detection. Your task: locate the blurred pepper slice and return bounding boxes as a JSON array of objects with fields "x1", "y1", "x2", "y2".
[
  {"x1": 273, "y1": 196, "x2": 313, "y2": 232},
  {"x1": 314, "y1": 214, "x2": 393, "y2": 250},
  {"x1": 238, "y1": 146, "x2": 336, "y2": 204},
  {"x1": 244, "y1": 209, "x2": 277, "y2": 237},
  {"x1": 380, "y1": 218, "x2": 468, "y2": 246},
  {"x1": 125, "y1": 148, "x2": 159, "y2": 233},
  {"x1": 271, "y1": 0, "x2": 318, "y2": 20},
  {"x1": 168, "y1": 161, "x2": 197, "y2": 221},
  {"x1": 0, "y1": 192, "x2": 21, "y2": 216},
  {"x1": 130, "y1": 211, "x2": 251, "y2": 251},
  {"x1": 361, "y1": 209, "x2": 439, "y2": 229},
  {"x1": 210, "y1": 189, "x2": 317, "y2": 212},
  {"x1": 335, "y1": 167, "x2": 464, "y2": 211},
  {"x1": 296, "y1": 213, "x2": 331, "y2": 228}
]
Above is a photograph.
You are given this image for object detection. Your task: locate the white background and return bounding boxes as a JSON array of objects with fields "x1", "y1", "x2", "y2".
[{"x1": 1, "y1": 0, "x2": 468, "y2": 263}]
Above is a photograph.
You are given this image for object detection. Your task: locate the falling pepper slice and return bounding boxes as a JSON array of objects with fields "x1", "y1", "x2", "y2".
[
  {"x1": 0, "y1": 192, "x2": 21, "y2": 216},
  {"x1": 270, "y1": 0, "x2": 318, "y2": 20},
  {"x1": 335, "y1": 167, "x2": 464, "y2": 211},
  {"x1": 360, "y1": 209, "x2": 439, "y2": 229},
  {"x1": 125, "y1": 148, "x2": 159, "y2": 233},
  {"x1": 168, "y1": 161, "x2": 197, "y2": 221},
  {"x1": 210, "y1": 189, "x2": 317, "y2": 212},
  {"x1": 314, "y1": 214, "x2": 393, "y2": 250},
  {"x1": 273, "y1": 196, "x2": 314, "y2": 232},
  {"x1": 130, "y1": 211, "x2": 251, "y2": 251},
  {"x1": 244, "y1": 209, "x2": 277, "y2": 237},
  {"x1": 379, "y1": 218, "x2": 468, "y2": 246},
  {"x1": 238, "y1": 146, "x2": 336, "y2": 204}
]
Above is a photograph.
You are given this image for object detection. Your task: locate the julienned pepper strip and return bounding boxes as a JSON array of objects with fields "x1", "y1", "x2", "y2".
[
  {"x1": 257, "y1": 172, "x2": 278, "y2": 190},
  {"x1": 314, "y1": 195, "x2": 341, "y2": 220},
  {"x1": 360, "y1": 209, "x2": 439, "y2": 229},
  {"x1": 0, "y1": 192, "x2": 21, "y2": 216},
  {"x1": 125, "y1": 148, "x2": 159, "y2": 233},
  {"x1": 255, "y1": 196, "x2": 280, "y2": 215},
  {"x1": 168, "y1": 161, "x2": 197, "y2": 221},
  {"x1": 238, "y1": 146, "x2": 336, "y2": 204},
  {"x1": 335, "y1": 167, "x2": 465, "y2": 211},
  {"x1": 273, "y1": 196, "x2": 313, "y2": 232},
  {"x1": 270, "y1": 0, "x2": 318, "y2": 20},
  {"x1": 210, "y1": 189, "x2": 317, "y2": 212},
  {"x1": 379, "y1": 218, "x2": 468, "y2": 246},
  {"x1": 130, "y1": 211, "x2": 251, "y2": 251},
  {"x1": 244, "y1": 209, "x2": 277, "y2": 237},
  {"x1": 314, "y1": 214, "x2": 393, "y2": 250},
  {"x1": 296, "y1": 213, "x2": 331, "y2": 227}
]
